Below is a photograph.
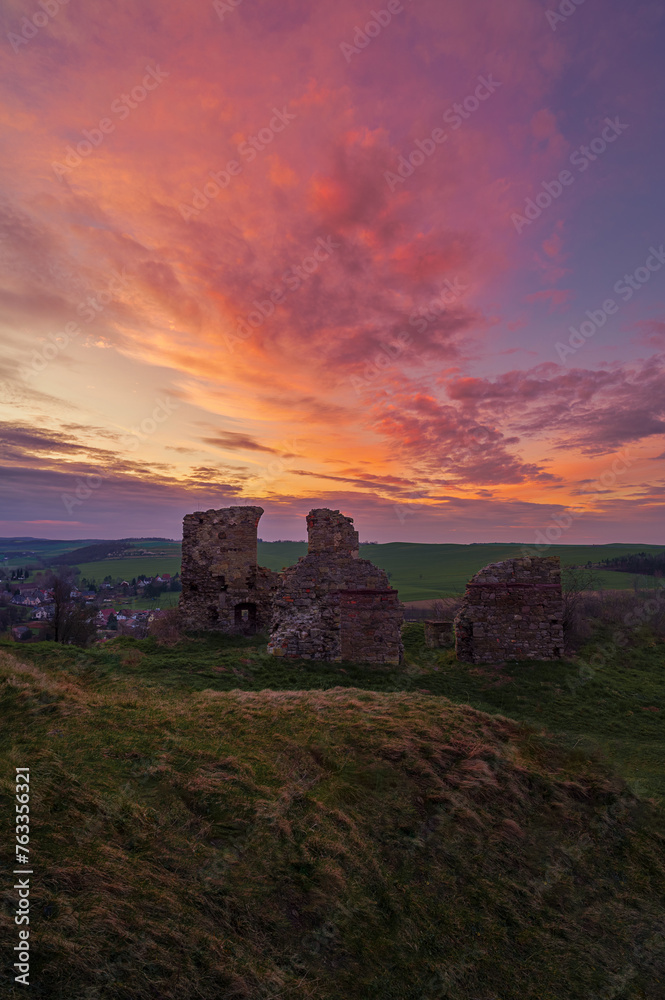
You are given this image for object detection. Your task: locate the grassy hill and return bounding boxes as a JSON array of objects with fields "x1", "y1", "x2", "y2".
[{"x1": 1, "y1": 627, "x2": 664, "y2": 998}]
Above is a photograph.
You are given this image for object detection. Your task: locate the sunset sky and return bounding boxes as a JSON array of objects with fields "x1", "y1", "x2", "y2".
[{"x1": 1, "y1": 0, "x2": 664, "y2": 543}]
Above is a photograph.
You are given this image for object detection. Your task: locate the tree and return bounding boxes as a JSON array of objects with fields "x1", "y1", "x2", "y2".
[
  {"x1": 561, "y1": 566, "x2": 599, "y2": 637},
  {"x1": 46, "y1": 570, "x2": 98, "y2": 646},
  {"x1": 0, "y1": 602, "x2": 29, "y2": 633}
]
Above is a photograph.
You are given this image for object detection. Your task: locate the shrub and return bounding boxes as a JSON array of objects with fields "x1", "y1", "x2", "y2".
[{"x1": 148, "y1": 606, "x2": 183, "y2": 646}]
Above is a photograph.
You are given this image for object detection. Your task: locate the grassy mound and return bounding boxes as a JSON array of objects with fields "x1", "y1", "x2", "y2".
[{"x1": 1, "y1": 646, "x2": 664, "y2": 999}]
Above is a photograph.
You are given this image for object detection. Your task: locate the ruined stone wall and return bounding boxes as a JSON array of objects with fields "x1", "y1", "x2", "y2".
[
  {"x1": 454, "y1": 557, "x2": 564, "y2": 664},
  {"x1": 339, "y1": 590, "x2": 403, "y2": 664},
  {"x1": 268, "y1": 509, "x2": 403, "y2": 663},
  {"x1": 306, "y1": 508, "x2": 359, "y2": 556},
  {"x1": 179, "y1": 506, "x2": 279, "y2": 633},
  {"x1": 424, "y1": 620, "x2": 454, "y2": 648}
]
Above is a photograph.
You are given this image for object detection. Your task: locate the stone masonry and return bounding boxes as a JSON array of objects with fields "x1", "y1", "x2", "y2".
[
  {"x1": 424, "y1": 620, "x2": 454, "y2": 648},
  {"x1": 268, "y1": 510, "x2": 403, "y2": 664},
  {"x1": 454, "y1": 556, "x2": 564, "y2": 664},
  {"x1": 179, "y1": 506, "x2": 279, "y2": 634},
  {"x1": 179, "y1": 506, "x2": 403, "y2": 663}
]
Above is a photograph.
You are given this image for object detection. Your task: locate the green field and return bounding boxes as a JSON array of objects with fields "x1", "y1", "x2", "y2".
[
  {"x1": 0, "y1": 539, "x2": 180, "y2": 576},
  {"x1": 353, "y1": 542, "x2": 664, "y2": 601},
  {"x1": 1, "y1": 616, "x2": 664, "y2": 998},
  {"x1": 58, "y1": 541, "x2": 665, "y2": 599},
  {"x1": 73, "y1": 556, "x2": 183, "y2": 584},
  {"x1": 259, "y1": 542, "x2": 663, "y2": 601}
]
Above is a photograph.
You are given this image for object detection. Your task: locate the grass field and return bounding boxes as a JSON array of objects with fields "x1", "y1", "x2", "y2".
[
  {"x1": 1, "y1": 621, "x2": 664, "y2": 999},
  {"x1": 352, "y1": 542, "x2": 664, "y2": 601},
  {"x1": 72, "y1": 556, "x2": 183, "y2": 584},
  {"x1": 66, "y1": 541, "x2": 665, "y2": 599}
]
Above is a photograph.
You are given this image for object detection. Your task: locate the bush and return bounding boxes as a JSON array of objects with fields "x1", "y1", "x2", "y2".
[
  {"x1": 148, "y1": 606, "x2": 183, "y2": 646},
  {"x1": 564, "y1": 587, "x2": 665, "y2": 652}
]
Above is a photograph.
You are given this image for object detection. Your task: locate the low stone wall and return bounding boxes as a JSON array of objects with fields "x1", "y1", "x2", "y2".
[
  {"x1": 454, "y1": 557, "x2": 564, "y2": 664},
  {"x1": 340, "y1": 590, "x2": 403, "y2": 664},
  {"x1": 423, "y1": 620, "x2": 454, "y2": 648}
]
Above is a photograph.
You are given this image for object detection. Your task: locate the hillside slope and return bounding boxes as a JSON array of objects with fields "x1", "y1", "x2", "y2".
[{"x1": 1, "y1": 648, "x2": 664, "y2": 999}]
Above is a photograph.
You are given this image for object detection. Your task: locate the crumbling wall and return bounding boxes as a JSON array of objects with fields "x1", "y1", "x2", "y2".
[
  {"x1": 179, "y1": 506, "x2": 279, "y2": 633},
  {"x1": 423, "y1": 620, "x2": 454, "y2": 648},
  {"x1": 268, "y1": 509, "x2": 403, "y2": 664},
  {"x1": 339, "y1": 590, "x2": 404, "y2": 663},
  {"x1": 306, "y1": 507, "x2": 359, "y2": 555},
  {"x1": 454, "y1": 557, "x2": 564, "y2": 664}
]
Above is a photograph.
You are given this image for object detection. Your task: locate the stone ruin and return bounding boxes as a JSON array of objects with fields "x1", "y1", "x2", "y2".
[
  {"x1": 179, "y1": 506, "x2": 279, "y2": 634},
  {"x1": 454, "y1": 556, "x2": 564, "y2": 664},
  {"x1": 179, "y1": 506, "x2": 403, "y2": 664},
  {"x1": 179, "y1": 510, "x2": 561, "y2": 667},
  {"x1": 269, "y1": 509, "x2": 403, "y2": 664}
]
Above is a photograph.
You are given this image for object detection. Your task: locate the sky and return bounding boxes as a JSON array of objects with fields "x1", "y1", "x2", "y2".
[{"x1": 1, "y1": 0, "x2": 664, "y2": 544}]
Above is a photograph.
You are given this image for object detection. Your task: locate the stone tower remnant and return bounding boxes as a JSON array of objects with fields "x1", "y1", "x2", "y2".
[
  {"x1": 454, "y1": 556, "x2": 564, "y2": 664},
  {"x1": 179, "y1": 506, "x2": 279, "y2": 634},
  {"x1": 268, "y1": 509, "x2": 403, "y2": 664}
]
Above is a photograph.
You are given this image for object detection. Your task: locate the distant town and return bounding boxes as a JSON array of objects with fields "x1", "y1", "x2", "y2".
[{"x1": 1, "y1": 566, "x2": 181, "y2": 643}]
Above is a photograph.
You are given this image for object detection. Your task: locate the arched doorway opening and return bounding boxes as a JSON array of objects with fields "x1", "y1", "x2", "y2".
[{"x1": 234, "y1": 602, "x2": 257, "y2": 634}]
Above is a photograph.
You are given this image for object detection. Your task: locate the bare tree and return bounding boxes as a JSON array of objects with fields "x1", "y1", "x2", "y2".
[
  {"x1": 46, "y1": 570, "x2": 98, "y2": 646},
  {"x1": 561, "y1": 565, "x2": 599, "y2": 637}
]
